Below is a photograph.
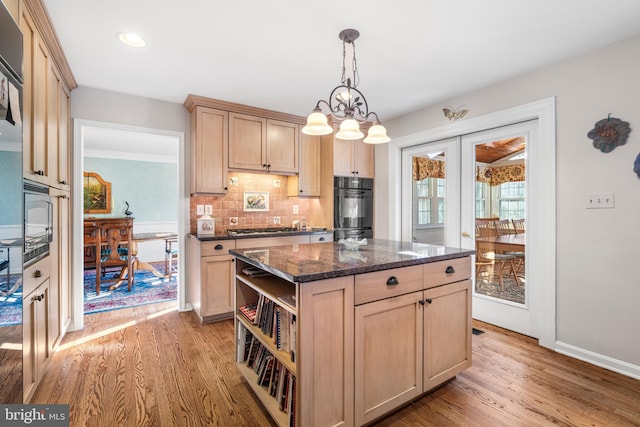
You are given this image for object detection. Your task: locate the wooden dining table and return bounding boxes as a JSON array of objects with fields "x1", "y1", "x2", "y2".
[
  {"x1": 131, "y1": 232, "x2": 178, "y2": 279},
  {"x1": 476, "y1": 233, "x2": 525, "y2": 252}
]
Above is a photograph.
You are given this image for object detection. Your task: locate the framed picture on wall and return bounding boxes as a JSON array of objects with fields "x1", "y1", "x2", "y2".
[
  {"x1": 243, "y1": 191, "x2": 269, "y2": 212},
  {"x1": 84, "y1": 172, "x2": 112, "y2": 214}
]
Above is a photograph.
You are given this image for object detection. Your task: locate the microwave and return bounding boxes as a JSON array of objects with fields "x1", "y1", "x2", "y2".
[{"x1": 23, "y1": 179, "x2": 53, "y2": 265}]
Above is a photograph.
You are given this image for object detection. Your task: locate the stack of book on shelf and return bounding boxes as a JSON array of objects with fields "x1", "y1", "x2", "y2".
[
  {"x1": 241, "y1": 330, "x2": 297, "y2": 425},
  {"x1": 239, "y1": 296, "x2": 297, "y2": 362},
  {"x1": 242, "y1": 267, "x2": 272, "y2": 278}
]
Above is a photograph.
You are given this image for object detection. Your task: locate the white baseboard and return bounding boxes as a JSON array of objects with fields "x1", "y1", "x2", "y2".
[{"x1": 555, "y1": 341, "x2": 640, "y2": 380}]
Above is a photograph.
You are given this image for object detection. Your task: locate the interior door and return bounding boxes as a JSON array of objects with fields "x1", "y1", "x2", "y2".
[
  {"x1": 401, "y1": 138, "x2": 460, "y2": 246},
  {"x1": 460, "y1": 121, "x2": 537, "y2": 337}
]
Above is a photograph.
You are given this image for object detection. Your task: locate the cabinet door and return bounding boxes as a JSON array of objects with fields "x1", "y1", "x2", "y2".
[
  {"x1": 266, "y1": 119, "x2": 298, "y2": 173},
  {"x1": 21, "y1": 10, "x2": 49, "y2": 184},
  {"x1": 50, "y1": 75, "x2": 70, "y2": 190},
  {"x1": 191, "y1": 107, "x2": 229, "y2": 194},
  {"x1": 353, "y1": 140, "x2": 375, "y2": 179},
  {"x1": 51, "y1": 190, "x2": 71, "y2": 341},
  {"x1": 201, "y1": 255, "x2": 235, "y2": 317},
  {"x1": 297, "y1": 132, "x2": 321, "y2": 196},
  {"x1": 333, "y1": 137, "x2": 353, "y2": 177},
  {"x1": 423, "y1": 279, "x2": 472, "y2": 391},
  {"x1": 229, "y1": 112, "x2": 266, "y2": 171},
  {"x1": 354, "y1": 291, "x2": 422, "y2": 426},
  {"x1": 23, "y1": 279, "x2": 51, "y2": 402}
]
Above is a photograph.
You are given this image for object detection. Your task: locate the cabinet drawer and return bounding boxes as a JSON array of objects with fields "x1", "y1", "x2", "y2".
[
  {"x1": 309, "y1": 232, "x2": 332, "y2": 243},
  {"x1": 423, "y1": 257, "x2": 471, "y2": 289},
  {"x1": 355, "y1": 265, "x2": 424, "y2": 305},
  {"x1": 235, "y1": 235, "x2": 308, "y2": 249},
  {"x1": 201, "y1": 240, "x2": 236, "y2": 256},
  {"x1": 23, "y1": 256, "x2": 50, "y2": 296}
]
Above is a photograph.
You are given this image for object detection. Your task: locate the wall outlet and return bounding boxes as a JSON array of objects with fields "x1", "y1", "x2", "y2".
[
  {"x1": 204, "y1": 205, "x2": 213, "y2": 215},
  {"x1": 274, "y1": 179, "x2": 281, "y2": 188},
  {"x1": 196, "y1": 205, "x2": 204, "y2": 215},
  {"x1": 273, "y1": 216, "x2": 281, "y2": 224},
  {"x1": 293, "y1": 204, "x2": 299, "y2": 214},
  {"x1": 585, "y1": 192, "x2": 614, "y2": 209}
]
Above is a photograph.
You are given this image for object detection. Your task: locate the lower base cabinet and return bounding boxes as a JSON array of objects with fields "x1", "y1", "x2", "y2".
[
  {"x1": 22, "y1": 257, "x2": 52, "y2": 402},
  {"x1": 355, "y1": 279, "x2": 472, "y2": 425}
]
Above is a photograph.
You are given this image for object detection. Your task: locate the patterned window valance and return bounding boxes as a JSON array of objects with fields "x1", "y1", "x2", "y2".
[
  {"x1": 476, "y1": 164, "x2": 525, "y2": 185},
  {"x1": 412, "y1": 157, "x2": 445, "y2": 181}
]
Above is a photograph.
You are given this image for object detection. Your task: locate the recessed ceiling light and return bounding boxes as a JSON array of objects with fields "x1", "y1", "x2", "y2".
[{"x1": 117, "y1": 32, "x2": 146, "y2": 47}]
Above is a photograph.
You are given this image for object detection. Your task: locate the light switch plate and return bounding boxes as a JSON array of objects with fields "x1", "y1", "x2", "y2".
[
  {"x1": 204, "y1": 205, "x2": 213, "y2": 215},
  {"x1": 196, "y1": 205, "x2": 204, "y2": 215},
  {"x1": 585, "y1": 192, "x2": 614, "y2": 209},
  {"x1": 293, "y1": 205, "x2": 299, "y2": 214}
]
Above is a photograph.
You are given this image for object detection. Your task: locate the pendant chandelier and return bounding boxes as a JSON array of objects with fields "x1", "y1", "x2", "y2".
[{"x1": 301, "y1": 29, "x2": 390, "y2": 144}]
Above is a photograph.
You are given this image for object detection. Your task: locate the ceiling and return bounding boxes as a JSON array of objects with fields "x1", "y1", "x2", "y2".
[{"x1": 42, "y1": 0, "x2": 640, "y2": 126}]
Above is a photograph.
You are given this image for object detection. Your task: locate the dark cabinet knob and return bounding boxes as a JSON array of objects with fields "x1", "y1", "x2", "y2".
[
  {"x1": 418, "y1": 299, "x2": 425, "y2": 306},
  {"x1": 224, "y1": 187, "x2": 228, "y2": 191},
  {"x1": 34, "y1": 270, "x2": 42, "y2": 278},
  {"x1": 300, "y1": 190, "x2": 303, "y2": 193},
  {"x1": 262, "y1": 164, "x2": 267, "y2": 168},
  {"x1": 425, "y1": 298, "x2": 433, "y2": 304},
  {"x1": 214, "y1": 244, "x2": 224, "y2": 250},
  {"x1": 386, "y1": 276, "x2": 399, "y2": 286},
  {"x1": 445, "y1": 266, "x2": 455, "y2": 274},
  {"x1": 267, "y1": 164, "x2": 271, "y2": 168}
]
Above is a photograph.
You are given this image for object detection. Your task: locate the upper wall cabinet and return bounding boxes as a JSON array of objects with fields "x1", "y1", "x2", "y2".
[
  {"x1": 228, "y1": 113, "x2": 299, "y2": 174},
  {"x1": 333, "y1": 135, "x2": 375, "y2": 179},
  {"x1": 189, "y1": 106, "x2": 229, "y2": 195},
  {"x1": 288, "y1": 131, "x2": 324, "y2": 197}
]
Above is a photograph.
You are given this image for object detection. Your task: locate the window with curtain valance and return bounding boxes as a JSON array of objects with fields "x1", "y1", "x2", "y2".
[{"x1": 412, "y1": 156, "x2": 525, "y2": 185}]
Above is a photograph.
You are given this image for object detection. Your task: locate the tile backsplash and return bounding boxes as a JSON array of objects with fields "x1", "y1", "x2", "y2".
[{"x1": 190, "y1": 172, "x2": 314, "y2": 234}]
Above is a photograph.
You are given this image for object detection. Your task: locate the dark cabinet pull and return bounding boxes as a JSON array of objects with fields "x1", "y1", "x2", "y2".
[
  {"x1": 35, "y1": 170, "x2": 44, "y2": 176},
  {"x1": 34, "y1": 270, "x2": 42, "y2": 278},
  {"x1": 445, "y1": 266, "x2": 455, "y2": 274},
  {"x1": 425, "y1": 298, "x2": 433, "y2": 304},
  {"x1": 214, "y1": 244, "x2": 224, "y2": 250},
  {"x1": 386, "y1": 276, "x2": 399, "y2": 286},
  {"x1": 319, "y1": 237, "x2": 325, "y2": 241},
  {"x1": 59, "y1": 194, "x2": 68, "y2": 199},
  {"x1": 60, "y1": 180, "x2": 67, "y2": 185}
]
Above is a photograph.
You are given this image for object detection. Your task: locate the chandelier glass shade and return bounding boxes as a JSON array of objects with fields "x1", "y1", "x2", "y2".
[{"x1": 301, "y1": 29, "x2": 390, "y2": 144}]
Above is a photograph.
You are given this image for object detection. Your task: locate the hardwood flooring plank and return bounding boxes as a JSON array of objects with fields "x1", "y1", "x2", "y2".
[{"x1": 31, "y1": 306, "x2": 640, "y2": 426}]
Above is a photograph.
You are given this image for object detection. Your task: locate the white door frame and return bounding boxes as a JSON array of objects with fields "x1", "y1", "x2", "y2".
[
  {"x1": 385, "y1": 97, "x2": 556, "y2": 349},
  {"x1": 70, "y1": 119, "x2": 189, "y2": 331}
]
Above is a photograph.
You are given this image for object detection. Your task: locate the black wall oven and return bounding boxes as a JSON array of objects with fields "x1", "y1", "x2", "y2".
[
  {"x1": 23, "y1": 179, "x2": 52, "y2": 266},
  {"x1": 333, "y1": 176, "x2": 373, "y2": 240}
]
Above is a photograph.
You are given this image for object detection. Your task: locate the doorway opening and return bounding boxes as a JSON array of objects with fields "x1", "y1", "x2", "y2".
[{"x1": 71, "y1": 120, "x2": 187, "y2": 331}]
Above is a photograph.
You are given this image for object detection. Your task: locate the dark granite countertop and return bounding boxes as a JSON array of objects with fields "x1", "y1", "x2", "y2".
[
  {"x1": 230, "y1": 239, "x2": 475, "y2": 283},
  {"x1": 189, "y1": 229, "x2": 332, "y2": 241}
]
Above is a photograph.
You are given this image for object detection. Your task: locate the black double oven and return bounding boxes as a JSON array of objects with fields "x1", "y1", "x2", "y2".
[{"x1": 333, "y1": 176, "x2": 373, "y2": 240}]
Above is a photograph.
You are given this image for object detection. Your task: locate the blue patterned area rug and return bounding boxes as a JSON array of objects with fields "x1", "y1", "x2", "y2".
[
  {"x1": 0, "y1": 276, "x2": 23, "y2": 326},
  {"x1": 84, "y1": 262, "x2": 177, "y2": 315}
]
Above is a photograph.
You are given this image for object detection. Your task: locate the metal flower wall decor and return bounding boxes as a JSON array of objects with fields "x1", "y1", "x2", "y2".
[{"x1": 587, "y1": 115, "x2": 631, "y2": 153}]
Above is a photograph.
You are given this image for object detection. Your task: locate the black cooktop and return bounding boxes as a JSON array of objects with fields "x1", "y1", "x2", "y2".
[{"x1": 227, "y1": 227, "x2": 298, "y2": 236}]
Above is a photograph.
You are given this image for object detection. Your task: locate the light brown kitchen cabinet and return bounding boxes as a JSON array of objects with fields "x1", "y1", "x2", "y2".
[
  {"x1": 353, "y1": 259, "x2": 472, "y2": 425},
  {"x1": 21, "y1": 9, "x2": 49, "y2": 184},
  {"x1": 22, "y1": 257, "x2": 52, "y2": 403},
  {"x1": 333, "y1": 136, "x2": 375, "y2": 178},
  {"x1": 229, "y1": 113, "x2": 298, "y2": 174},
  {"x1": 47, "y1": 66, "x2": 71, "y2": 191},
  {"x1": 50, "y1": 189, "x2": 71, "y2": 346},
  {"x1": 288, "y1": 132, "x2": 323, "y2": 197},
  {"x1": 188, "y1": 237, "x2": 236, "y2": 322},
  {"x1": 189, "y1": 106, "x2": 229, "y2": 194}
]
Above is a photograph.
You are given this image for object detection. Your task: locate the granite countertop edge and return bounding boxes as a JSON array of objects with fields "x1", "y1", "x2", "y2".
[
  {"x1": 231, "y1": 246, "x2": 475, "y2": 283},
  {"x1": 189, "y1": 230, "x2": 331, "y2": 241}
]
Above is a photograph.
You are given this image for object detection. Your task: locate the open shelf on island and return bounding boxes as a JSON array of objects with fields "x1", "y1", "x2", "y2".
[
  {"x1": 236, "y1": 273, "x2": 297, "y2": 314},
  {"x1": 237, "y1": 315, "x2": 296, "y2": 375}
]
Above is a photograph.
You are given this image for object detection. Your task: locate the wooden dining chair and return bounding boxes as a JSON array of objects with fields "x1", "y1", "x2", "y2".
[
  {"x1": 95, "y1": 219, "x2": 134, "y2": 294},
  {"x1": 475, "y1": 240, "x2": 520, "y2": 291},
  {"x1": 494, "y1": 219, "x2": 514, "y2": 236},
  {"x1": 512, "y1": 218, "x2": 525, "y2": 234}
]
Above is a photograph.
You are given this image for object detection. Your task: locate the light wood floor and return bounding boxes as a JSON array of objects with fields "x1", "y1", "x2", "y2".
[{"x1": 32, "y1": 302, "x2": 640, "y2": 427}]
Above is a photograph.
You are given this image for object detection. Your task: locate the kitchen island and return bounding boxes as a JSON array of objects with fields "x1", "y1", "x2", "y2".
[{"x1": 231, "y1": 239, "x2": 475, "y2": 427}]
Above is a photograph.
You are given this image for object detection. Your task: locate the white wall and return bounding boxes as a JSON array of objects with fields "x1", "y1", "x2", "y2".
[{"x1": 379, "y1": 34, "x2": 640, "y2": 372}]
